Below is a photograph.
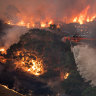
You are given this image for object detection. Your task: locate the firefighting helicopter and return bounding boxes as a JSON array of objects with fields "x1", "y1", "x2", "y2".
[{"x1": 62, "y1": 34, "x2": 96, "y2": 43}]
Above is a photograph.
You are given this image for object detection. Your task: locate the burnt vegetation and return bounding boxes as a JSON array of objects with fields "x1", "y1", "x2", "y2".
[{"x1": 0, "y1": 21, "x2": 96, "y2": 96}]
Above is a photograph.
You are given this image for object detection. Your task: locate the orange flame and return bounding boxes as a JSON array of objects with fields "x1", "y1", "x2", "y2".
[
  {"x1": 6, "y1": 5, "x2": 96, "y2": 27},
  {"x1": 15, "y1": 50, "x2": 44, "y2": 76},
  {"x1": 6, "y1": 13, "x2": 54, "y2": 28},
  {"x1": 41, "y1": 22, "x2": 46, "y2": 28},
  {"x1": 0, "y1": 56, "x2": 7, "y2": 63},
  {"x1": 64, "y1": 73, "x2": 70, "y2": 79},
  {"x1": 73, "y1": 5, "x2": 96, "y2": 24},
  {"x1": 0, "y1": 48, "x2": 7, "y2": 54},
  {"x1": 7, "y1": 19, "x2": 53, "y2": 28},
  {"x1": 60, "y1": 72, "x2": 69, "y2": 80}
]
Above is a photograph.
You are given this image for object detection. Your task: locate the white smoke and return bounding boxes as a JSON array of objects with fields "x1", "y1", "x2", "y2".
[
  {"x1": 72, "y1": 44, "x2": 96, "y2": 86},
  {"x1": 1, "y1": 26, "x2": 28, "y2": 49}
]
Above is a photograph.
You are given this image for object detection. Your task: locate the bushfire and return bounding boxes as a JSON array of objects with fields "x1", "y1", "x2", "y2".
[
  {"x1": 0, "y1": 48, "x2": 7, "y2": 54},
  {"x1": 15, "y1": 50, "x2": 45, "y2": 76},
  {"x1": 0, "y1": 48, "x2": 45, "y2": 76},
  {"x1": 6, "y1": 14, "x2": 54, "y2": 28},
  {"x1": 0, "y1": 56, "x2": 7, "y2": 63},
  {"x1": 60, "y1": 72, "x2": 70, "y2": 80},
  {"x1": 6, "y1": 5, "x2": 96, "y2": 28},
  {"x1": 14, "y1": 50, "x2": 45, "y2": 76},
  {"x1": 0, "y1": 48, "x2": 7, "y2": 63},
  {"x1": 73, "y1": 5, "x2": 96, "y2": 24}
]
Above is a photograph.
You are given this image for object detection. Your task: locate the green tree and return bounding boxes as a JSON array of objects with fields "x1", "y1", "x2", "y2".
[{"x1": 82, "y1": 87, "x2": 96, "y2": 96}]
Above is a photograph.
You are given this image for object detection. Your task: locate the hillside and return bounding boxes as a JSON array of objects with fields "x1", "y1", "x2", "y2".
[{"x1": 0, "y1": 84, "x2": 23, "y2": 96}]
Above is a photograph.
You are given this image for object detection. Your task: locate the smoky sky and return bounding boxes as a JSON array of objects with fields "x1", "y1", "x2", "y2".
[{"x1": 0, "y1": 0, "x2": 96, "y2": 22}]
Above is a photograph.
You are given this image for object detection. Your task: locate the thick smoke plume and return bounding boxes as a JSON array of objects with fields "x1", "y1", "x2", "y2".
[
  {"x1": 0, "y1": 0, "x2": 96, "y2": 22},
  {"x1": 72, "y1": 43, "x2": 96, "y2": 86},
  {"x1": 71, "y1": 19, "x2": 96, "y2": 86},
  {"x1": 3, "y1": 26, "x2": 28, "y2": 49},
  {"x1": 0, "y1": 23, "x2": 28, "y2": 49}
]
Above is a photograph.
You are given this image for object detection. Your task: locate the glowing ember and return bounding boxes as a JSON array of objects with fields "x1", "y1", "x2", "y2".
[
  {"x1": 60, "y1": 72, "x2": 69, "y2": 80},
  {"x1": 41, "y1": 22, "x2": 46, "y2": 28},
  {"x1": 2, "y1": 85, "x2": 9, "y2": 89},
  {"x1": 57, "y1": 24, "x2": 60, "y2": 28},
  {"x1": 15, "y1": 50, "x2": 44, "y2": 76},
  {"x1": 0, "y1": 56, "x2": 7, "y2": 63},
  {"x1": 26, "y1": 59, "x2": 44, "y2": 76},
  {"x1": 0, "y1": 48, "x2": 6, "y2": 54},
  {"x1": 7, "y1": 21, "x2": 11, "y2": 25},
  {"x1": 48, "y1": 20, "x2": 53, "y2": 25},
  {"x1": 64, "y1": 73, "x2": 69, "y2": 79},
  {"x1": 0, "y1": 48, "x2": 5, "y2": 52},
  {"x1": 17, "y1": 20, "x2": 25, "y2": 26}
]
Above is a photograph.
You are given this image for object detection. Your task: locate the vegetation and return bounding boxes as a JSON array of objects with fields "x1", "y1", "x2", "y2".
[
  {"x1": 20, "y1": 28, "x2": 96, "y2": 96},
  {"x1": 0, "y1": 84, "x2": 23, "y2": 96}
]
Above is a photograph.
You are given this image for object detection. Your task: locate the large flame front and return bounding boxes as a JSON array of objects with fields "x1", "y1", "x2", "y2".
[
  {"x1": 6, "y1": 14, "x2": 54, "y2": 28},
  {"x1": 73, "y1": 5, "x2": 96, "y2": 24},
  {"x1": 6, "y1": 5, "x2": 96, "y2": 28},
  {"x1": 0, "y1": 48, "x2": 44, "y2": 76}
]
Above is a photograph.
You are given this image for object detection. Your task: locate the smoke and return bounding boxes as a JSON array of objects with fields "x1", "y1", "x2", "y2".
[
  {"x1": 0, "y1": 23, "x2": 28, "y2": 49},
  {"x1": 72, "y1": 44, "x2": 96, "y2": 86},
  {"x1": 0, "y1": 0, "x2": 96, "y2": 22}
]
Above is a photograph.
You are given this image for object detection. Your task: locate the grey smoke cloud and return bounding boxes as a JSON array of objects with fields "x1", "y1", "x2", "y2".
[
  {"x1": 0, "y1": 21, "x2": 28, "y2": 49},
  {"x1": 2, "y1": 26, "x2": 28, "y2": 49},
  {"x1": 72, "y1": 44, "x2": 96, "y2": 86},
  {"x1": 71, "y1": 20, "x2": 96, "y2": 86}
]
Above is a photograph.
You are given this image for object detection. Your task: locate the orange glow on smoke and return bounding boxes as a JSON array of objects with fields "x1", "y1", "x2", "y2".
[
  {"x1": 6, "y1": 13, "x2": 54, "y2": 28},
  {"x1": 7, "y1": 19, "x2": 53, "y2": 28},
  {"x1": 15, "y1": 50, "x2": 45, "y2": 76},
  {"x1": 6, "y1": 5, "x2": 96, "y2": 27},
  {"x1": 41, "y1": 22, "x2": 46, "y2": 28}
]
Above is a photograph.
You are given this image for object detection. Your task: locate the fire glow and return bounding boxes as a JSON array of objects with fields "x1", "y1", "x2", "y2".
[
  {"x1": 0, "y1": 56, "x2": 6, "y2": 63},
  {"x1": 73, "y1": 5, "x2": 96, "y2": 24},
  {"x1": 0, "y1": 48, "x2": 6, "y2": 54},
  {"x1": 15, "y1": 50, "x2": 45, "y2": 76},
  {"x1": 60, "y1": 72, "x2": 69, "y2": 80},
  {"x1": 0, "y1": 48, "x2": 7, "y2": 63},
  {"x1": 6, "y1": 14, "x2": 54, "y2": 28},
  {"x1": 64, "y1": 73, "x2": 70, "y2": 79},
  {"x1": 0, "y1": 48, "x2": 45, "y2": 76},
  {"x1": 6, "y1": 5, "x2": 96, "y2": 28}
]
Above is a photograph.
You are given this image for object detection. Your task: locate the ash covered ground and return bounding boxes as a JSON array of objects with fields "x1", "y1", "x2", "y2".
[{"x1": 0, "y1": 20, "x2": 96, "y2": 96}]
